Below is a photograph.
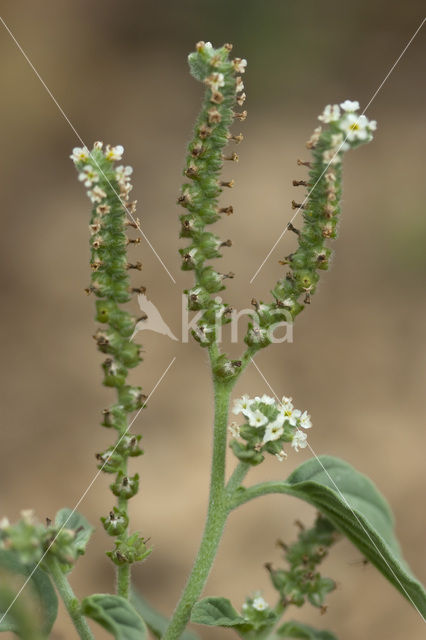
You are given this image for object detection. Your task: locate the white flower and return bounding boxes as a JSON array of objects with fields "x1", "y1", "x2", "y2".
[
  {"x1": 367, "y1": 119, "x2": 377, "y2": 131},
  {"x1": 255, "y1": 394, "x2": 275, "y2": 406},
  {"x1": 105, "y1": 144, "x2": 124, "y2": 161},
  {"x1": 318, "y1": 104, "x2": 341, "y2": 123},
  {"x1": 281, "y1": 396, "x2": 293, "y2": 411},
  {"x1": 115, "y1": 165, "x2": 133, "y2": 184},
  {"x1": 282, "y1": 298, "x2": 294, "y2": 308},
  {"x1": 275, "y1": 449, "x2": 287, "y2": 462},
  {"x1": 306, "y1": 125, "x2": 322, "y2": 148},
  {"x1": 299, "y1": 410, "x2": 312, "y2": 429},
  {"x1": 78, "y1": 165, "x2": 99, "y2": 187},
  {"x1": 206, "y1": 72, "x2": 225, "y2": 92},
  {"x1": 340, "y1": 99, "x2": 360, "y2": 112},
  {"x1": 322, "y1": 148, "x2": 342, "y2": 166},
  {"x1": 0, "y1": 517, "x2": 10, "y2": 529},
  {"x1": 252, "y1": 596, "x2": 268, "y2": 611},
  {"x1": 233, "y1": 58, "x2": 247, "y2": 73},
  {"x1": 280, "y1": 397, "x2": 301, "y2": 426},
  {"x1": 93, "y1": 141, "x2": 103, "y2": 150},
  {"x1": 87, "y1": 186, "x2": 107, "y2": 203},
  {"x1": 235, "y1": 76, "x2": 244, "y2": 93},
  {"x1": 232, "y1": 394, "x2": 254, "y2": 416},
  {"x1": 228, "y1": 422, "x2": 240, "y2": 438},
  {"x1": 292, "y1": 429, "x2": 308, "y2": 452},
  {"x1": 70, "y1": 146, "x2": 90, "y2": 163},
  {"x1": 338, "y1": 113, "x2": 371, "y2": 141},
  {"x1": 205, "y1": 41, "x2": 213, "y2": 49},
  {"x1": 262, "y1": 414, "x2": 285, "y2": 443},
  {"x1": 331, "y1": 133, "x2": 349, "y2": 151},
  {"x1": 248, "y1": 410, "x2": 269, "y2": 428},
  {"x1": 21, "y1": 509, "x2": 35, "y2": 524}
]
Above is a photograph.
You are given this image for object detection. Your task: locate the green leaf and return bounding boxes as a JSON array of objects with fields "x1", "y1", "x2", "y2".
[
  {"x1": 81, "y1": 593, "x2": 148, "y2": 639},
  {"x1": 276, "y1": 620, "x2": 338, "y2": 639},
  {"x1": 191, "y1": 597, "x2": 276, "y2": 639},
  {"x1": 191, "y1": 597, "x2": 245, "y2": 627},
  {"x1": 54, "y1": 508, "x2": 94, "y2": 556},
  {"x1": 0, "y1": 550, "x2": 58, "y2": 636},
  {"x1": 246, "y1": 455, "x2": 425, "y2": 616},
  {"x1": 130, "y1": 590, "x2": 200, "y2": 640}
]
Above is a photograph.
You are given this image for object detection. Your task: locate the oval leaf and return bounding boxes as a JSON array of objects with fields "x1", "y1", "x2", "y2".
[
  {"x1": 276, "y1": 620, "x2": 338, "y2": 639},
  {"x1": 81, "y1": 593, "x2": 148, "y2": 640},
  {"x1": 283, "y1": 456, "x2": 426, "y2": 616},
  {"x1": 0, "y1": 550, "x2": 58, "y2": 635},
  {"x1": 191, "y1": 597, "x2": 245, "y2": 627},
  {"x1": 131, "y1": 590, "x2": 200, "y2": 640}
]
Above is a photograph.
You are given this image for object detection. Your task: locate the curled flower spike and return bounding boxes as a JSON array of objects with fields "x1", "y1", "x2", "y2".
[
  {"x1": 244, "y1": 100, "x2": 376, "y2": 350},
  {"x1": 230, "y1": 394, "x2": 312, "y2": 465},
  {"x1": 71, "y1": 142, "x2": 150, "y2": 584},
  {"x1": 179, "y1": 42, "x2": 245, "y2": 351},
  {"x1": 267, "y1": 515, "x2": 338, "y2": 610}
]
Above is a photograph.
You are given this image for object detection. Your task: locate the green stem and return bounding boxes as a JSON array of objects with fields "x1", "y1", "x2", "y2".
[
  {"x1": 162, "y1": 360, "x2": 233, "y2": 639},
  {"x1": 226, "y1": 461, "x2": 251, "y2": 495},
  {"x1": 117, "y1": 558, "x2": 131, "y2": 600},
  {"x1": 45, "y1": 557, "x2": 94, "y2": 640},
  {"x1": 116, "y1": 458, "x2": 130, "y2": 599},
  {"x1": 229, "y1": 481, "x2": 294, "y2": 511}
]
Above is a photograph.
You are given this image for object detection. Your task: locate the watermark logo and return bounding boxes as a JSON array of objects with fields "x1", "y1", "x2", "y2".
[
  {"x1": 131, "y1": 294, "x2": 293, "y2": 344},
  {"x1": 131, "y1": 294, "x2": 178, "y2": 341}
]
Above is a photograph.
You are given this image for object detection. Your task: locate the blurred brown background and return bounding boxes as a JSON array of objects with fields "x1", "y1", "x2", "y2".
[{"x1": 0, "y1": 1, "x2": 425, "y2": 638}]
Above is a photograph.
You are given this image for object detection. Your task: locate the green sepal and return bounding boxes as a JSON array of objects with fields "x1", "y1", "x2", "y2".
[
  {"x1": 53, "y1": 508, "x2": 94, "y2": 572},
  {"x1": 101, "y1": 507, "x2": 129, "y2": 537},
  {"x1": 110, "y1": 472, "x2": 140, "y2": 500},
  {"x1": 107, "y1": 533, "x2": 151, "y2": 566}
]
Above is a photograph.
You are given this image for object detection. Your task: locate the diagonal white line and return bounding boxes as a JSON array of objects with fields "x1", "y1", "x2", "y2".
[
  {"x1": 0, "y1": 15, "x2": 176, "y2": 284},
  {"x1": 0, "y1": 356, "x2": 176, "y2": 626},
  {"x1": 249, "y1": 17, "x2": 426, "y2": 283},
  {"x1": 249, "y1": 356, "x2": 425, "y2": 621}
]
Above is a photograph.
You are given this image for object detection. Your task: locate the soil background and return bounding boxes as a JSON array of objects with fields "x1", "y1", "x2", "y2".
[{"x1": 0, "y1": 1, "x2": 425, "y2": 638}]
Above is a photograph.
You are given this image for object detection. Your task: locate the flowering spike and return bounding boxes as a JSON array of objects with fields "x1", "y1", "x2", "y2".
[
  {"x1": 180, "y1": 42, "x2": 246, "y2": 349},
  {"x1": 244, "y1": 101, "x2": 376, "y2": 350},
  {"x1": 71, "y1": 143, "x2": 149, "y2": 577}
]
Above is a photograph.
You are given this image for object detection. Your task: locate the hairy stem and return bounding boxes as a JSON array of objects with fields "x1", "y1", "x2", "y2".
[
  {"x1": 162, "y1": 356, "x2": 235, "y2": 639},
  {"x1": 229, "y1": 481, "x2": 294, "y2": 511},
  {"x1": 45, "y1": 557, "x2": 94, "y2": 640},
  {"x1": 226, "y1": 461, "x2": 251, "y2": 494}
]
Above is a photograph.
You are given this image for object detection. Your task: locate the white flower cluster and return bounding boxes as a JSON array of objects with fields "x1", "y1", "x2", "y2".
[
  {"x1": 318, "y1": 100, "x2": 377, "y2": 166},
  {"x1": 70, "y1": 143, "x2": 133, "y2": 205},
  {"x1": 232, "y1": 393, "x2": 312, "y2": 460}
]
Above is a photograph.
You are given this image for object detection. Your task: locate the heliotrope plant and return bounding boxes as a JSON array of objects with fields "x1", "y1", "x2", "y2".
[{"x1": 0, "y1": 41, "x2": 424, "y2": 640}]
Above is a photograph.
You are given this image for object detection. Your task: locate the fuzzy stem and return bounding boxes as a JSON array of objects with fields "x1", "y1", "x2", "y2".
[
  {"x1": 45, "y1": 557, "x2": 94, "y2": 640},
  {"x1": 162, "y1": 358, "x2": 234, "y2": 639},
  {"x1": 116, "y1": 437, "x2": 130, "y2": 599},
  {"x1": 226, "y1": 461, "x2": 251, "y2": 494},
  {"x1": 117, "y1": 562, "x2": 131, "y2": 600}
]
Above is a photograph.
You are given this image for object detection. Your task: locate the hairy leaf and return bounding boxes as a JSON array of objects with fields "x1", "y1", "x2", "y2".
[
  {"x1": 81, "y1": 594, "x2": 148, "y2": 639},
  {"x1": 131, "y1": 590, "x2": 200, "y2": 640},
  {"x1": 276, "y1": 620, "x2": 338, "y2": 639},
  {"x1": 233, "y1": 456, "x2": 426, "y2": 616},
  {"x1": 0, "y1": 550, "x2": 58, "y2": 636}
]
